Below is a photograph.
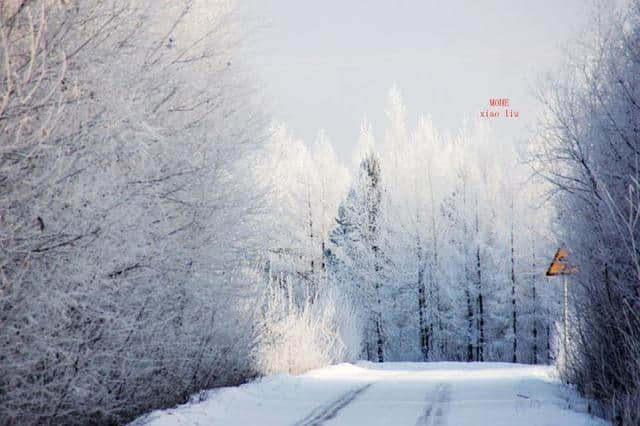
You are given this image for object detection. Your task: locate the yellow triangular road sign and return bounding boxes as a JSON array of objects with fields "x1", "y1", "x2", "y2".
[{"x1": 546, "y1": 247, "x2": 578, "y2": 276}]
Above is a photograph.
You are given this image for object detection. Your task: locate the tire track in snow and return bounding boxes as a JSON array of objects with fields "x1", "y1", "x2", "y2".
[
  {"x1": 293, "y1": 383, "x2": 373, "y2": 426},
  {"x1": 416, "y1": 383, "x2": 451, "y2": 426}
]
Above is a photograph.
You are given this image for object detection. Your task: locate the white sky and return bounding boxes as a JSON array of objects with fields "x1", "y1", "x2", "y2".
[{"x1": 247, "y1": 0, "x2": 618, "y2": 160}]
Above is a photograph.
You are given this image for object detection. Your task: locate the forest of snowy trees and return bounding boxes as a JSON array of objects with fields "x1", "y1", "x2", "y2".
[
  {"x1": 278, "y1": 87, "x2": 559, "y2": 366},
  {"x1": 2, "y1": 0, "x2": 640, "y2": 425}
]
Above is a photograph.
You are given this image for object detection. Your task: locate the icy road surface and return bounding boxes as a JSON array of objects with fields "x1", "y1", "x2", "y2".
[{"x1": 132, "y1": 362, "x2": 606, "y2": 426}]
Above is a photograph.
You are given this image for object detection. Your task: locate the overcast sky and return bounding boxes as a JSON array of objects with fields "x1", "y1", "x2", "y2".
[{"x1": 247, "y1": 0, "x2": 615, "y2": 160}]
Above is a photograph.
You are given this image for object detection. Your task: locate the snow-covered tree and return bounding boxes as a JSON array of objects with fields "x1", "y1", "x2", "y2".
[
  {"x1": 1, "y1": 1, "x2": 269, "y2": 423},
  {"x1": 532, "y1": 1, "x2": 640, "y2": 421},
  {"x1": 329, "y1": 146, "x2": 388, "y2": 362}
]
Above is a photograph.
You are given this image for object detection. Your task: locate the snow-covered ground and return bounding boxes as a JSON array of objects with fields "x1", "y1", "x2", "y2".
[{"x1": 131, "y1": 362, "x2": 606, "y2": 426}]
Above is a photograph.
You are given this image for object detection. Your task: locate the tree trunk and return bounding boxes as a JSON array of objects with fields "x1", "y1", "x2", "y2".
[
  {"x1": 511, "y1": 198, "x2": 517, "y2": 363},
  {"x1": 376, "y1": 315, "x2": 384, "y2": 362},
  {"x1": 308, "y1": 193, "x2": 316, "y2": 302},
  {"x1": 475, "y1": 206, "x2": 484, "y2": 362},
  {"x1": 417, "y1": 240, "x2": 429, "y2": 360},
  {"x1": 463, "y1": 177, "x2": 474, "y2": 362},
  {"x1": 429, "y1": 178, "x2": 441, "y2": 358},
  {"x1": 546, "y1": 325, "x2": 551, "y2": 364},
  {"x1": 532, "y1": 239, "x2": 538, "y2": 364},
  {"x1": 373, "y1": 242, "x2": 384, "y2": 363}
]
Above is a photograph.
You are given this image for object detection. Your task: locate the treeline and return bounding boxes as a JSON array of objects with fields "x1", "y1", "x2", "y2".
[
  {"x1": 268, "y1": 87, "x2": 560, "y2": 366},
  {"x1": 532, "y1": 1, "x2": 640, "y2": 424}
]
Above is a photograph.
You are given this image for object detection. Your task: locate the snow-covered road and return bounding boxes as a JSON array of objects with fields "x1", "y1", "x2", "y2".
[{"x1": 132, "y1": 362, "x2": 606, "y2": 426}]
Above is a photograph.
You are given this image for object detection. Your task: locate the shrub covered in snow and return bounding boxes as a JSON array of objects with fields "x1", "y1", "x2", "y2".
[{"x1": 256, "y1": 283, "x2": 361, "y2": 375}]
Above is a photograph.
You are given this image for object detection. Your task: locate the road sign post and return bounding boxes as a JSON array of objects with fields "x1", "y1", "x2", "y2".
[
  {"x1": 545, "y1": 248, "x2": 577, "y2": 361},
  {"x1": 563, "y1": 274, "x2": 568, "y2": 357}
]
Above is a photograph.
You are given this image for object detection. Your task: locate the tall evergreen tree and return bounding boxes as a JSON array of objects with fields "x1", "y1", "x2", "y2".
[{"x1": 329, "y1": 152, "x2": 386, "y2": 361}]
